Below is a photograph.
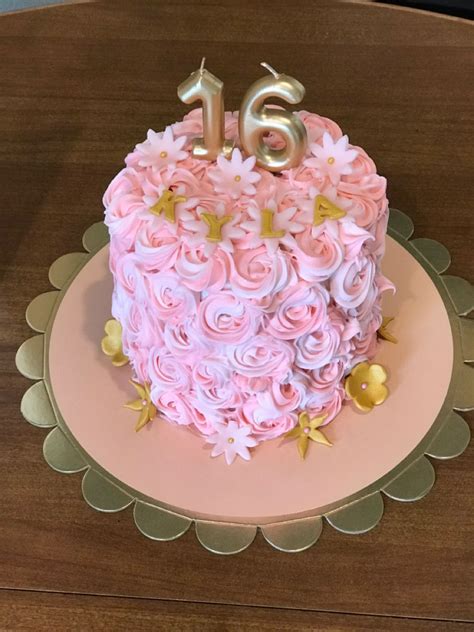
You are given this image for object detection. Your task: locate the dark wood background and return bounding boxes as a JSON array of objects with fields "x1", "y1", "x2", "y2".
[{"x1": 0, "y1": 0, "x2": 472, "y2": 629}]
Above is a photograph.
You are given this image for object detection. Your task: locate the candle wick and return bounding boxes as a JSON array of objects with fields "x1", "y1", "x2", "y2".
[
  {"x1": 200, "y1": 57, "x2": 206, "y2": 74},
  {"x1": 260, "y1": 62, "x2": 279, "y2": 78}
]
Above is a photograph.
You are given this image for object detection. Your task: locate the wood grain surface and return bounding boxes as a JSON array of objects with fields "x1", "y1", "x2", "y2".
[{"x1": 0, "y1": 0, "x2": 472, "y2": 629}]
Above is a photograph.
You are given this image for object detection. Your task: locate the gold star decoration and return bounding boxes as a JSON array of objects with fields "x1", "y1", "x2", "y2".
[
  {"x1": 124, "y1": 381, "x2": 157, "y2": 432},
  {"x1": 285, "y1": 411, "x2": 332, "y2": 459},
  {"x1": 101, "y1": 319, "x2": 129, "y2": 367},
  {"x1": 377, "y1": 316, "x2": 398, "y2": 344}
]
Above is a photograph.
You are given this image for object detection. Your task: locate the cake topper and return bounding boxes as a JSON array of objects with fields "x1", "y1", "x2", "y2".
[{"x1": 178, "y1": 60, "x2": 308, "y2": 171}]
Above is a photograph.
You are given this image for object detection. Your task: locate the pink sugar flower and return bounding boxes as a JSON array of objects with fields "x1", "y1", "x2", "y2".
[
  {"x1": 206, "y1": 420, "x2": 258, "y2": 465},
  {"x1": 305, "y1": 132, "x2": 358, "y2": 186},
  {"x1": 240, "y1": 199, "x2": 305, "y2": 254},
  {"x1": 297, "y1": 185, "x2": 351, "y2": 237},
  {"x1": 208, "y1": 148, "x2": 261, "y2": 199},
  {"x1": 138, "y1": 182, "x2": 197, "y2": 236},
  {"x1": 184, "y1": 201, "x2": 245, "y2": 256},
  {"x1": 135, "y1": 126, "x2": 188, "y2": 171}
]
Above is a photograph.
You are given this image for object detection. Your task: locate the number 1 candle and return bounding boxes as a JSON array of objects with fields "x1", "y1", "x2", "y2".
[{"x1": 177, "y1": 58, "x2": 234, "y2": 161}]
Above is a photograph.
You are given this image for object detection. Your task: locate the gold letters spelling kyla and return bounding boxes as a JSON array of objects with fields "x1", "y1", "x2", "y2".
[{"x1": 149, "y1": 189, "x2": 346, "y2": 242}]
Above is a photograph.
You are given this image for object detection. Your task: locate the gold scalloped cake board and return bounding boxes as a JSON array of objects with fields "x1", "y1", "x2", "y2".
[{"x1": 16, "y1": 209, "x2": 473, "y2": 555}]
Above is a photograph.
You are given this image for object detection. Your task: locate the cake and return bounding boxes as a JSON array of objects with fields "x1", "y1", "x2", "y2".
[{"x1": 103, "y1": 108, "x2": 393, "y2": 464}]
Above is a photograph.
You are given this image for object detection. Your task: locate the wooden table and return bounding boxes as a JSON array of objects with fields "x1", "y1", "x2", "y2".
[{"x1": 0, "y1": 1, "x2": 472, "y2": 629}]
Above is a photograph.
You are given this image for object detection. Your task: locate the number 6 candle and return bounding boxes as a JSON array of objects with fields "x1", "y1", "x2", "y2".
[
  {"x1": 177, "y1": 58, "x2": 234, "y2": 161},
  {"x1": 239, "y1": 63, "x2": 308, "y2": 172}
]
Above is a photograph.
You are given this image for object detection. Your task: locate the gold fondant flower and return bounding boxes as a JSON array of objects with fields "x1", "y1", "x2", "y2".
[
  {"x1": 345, "y1": 362, "x2": 388, "y2": 412},
  {"x1": 377, "y1": 316, "x2": 398, "y2": 344},
  {"x1": 124, "y1": 381, "x2": 157, "y2": 432},
  {"x1": 285, "y1": 411, "x2": 332, "y2": 459},
  {"x1": 101, "y1": 319, "x2": 128, "y2": 367}
]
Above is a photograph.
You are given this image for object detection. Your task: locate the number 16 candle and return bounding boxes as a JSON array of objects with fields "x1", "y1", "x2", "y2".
[{"x1": 178, "y1": 60, "x2": 307, "y2": 171}]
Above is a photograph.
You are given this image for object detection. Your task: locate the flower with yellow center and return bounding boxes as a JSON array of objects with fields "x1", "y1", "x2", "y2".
[
  {"x1": 124, "y1": 381, "x2": 157, "y2": 432},
  {"x1": 101, "y1": 319, "x2": 128, "y2": 367},
  {"x1": 377, "y1": 316, "x2": 398, "y2": 344},
  {"x1": 345, "y1": 362, "x2": 388, "y2": 412},
  {"x1": 285, "y1": 411, "x2": 331, "y2": 459}
]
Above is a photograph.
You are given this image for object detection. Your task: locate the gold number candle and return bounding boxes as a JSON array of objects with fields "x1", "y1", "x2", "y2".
[
  {"x1": 177, "y1": 58, "x2": 234, "y2": 161},
  {"x1": 239, "y1": 63, "x2": 308, "y2": 172}
]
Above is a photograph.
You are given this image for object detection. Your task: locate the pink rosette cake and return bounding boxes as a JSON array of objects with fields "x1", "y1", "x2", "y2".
[{"x1": 103, "y1": 109, "x2": 393, "y2": 464}]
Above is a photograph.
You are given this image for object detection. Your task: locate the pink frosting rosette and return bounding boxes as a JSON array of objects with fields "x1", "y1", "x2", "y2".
[
  {"x1": 266, "y1": 284, "x2": 329, "y2": 340},
  {"x1": 293, "y1": 224, "x2": 344, "y2": 283},
  {"x1": 148, "y1": 349, "x2": 191, "y2": 392},
  {"x1": 174, "y1": 244, "x2": 230, "y2": 292},
  {"x1": 193, "y1": 357, "x2": 242, "y2": 412},
  {"x1": 330, "y1": 254, "x2": 376, "y2": 310},
  {"x1": 163, "y1": 316, "x2": 210, "y2": 364},
  {"x1": 148, "y1": 270, "x2": 198, "y2": 323},
  {"x1": 150, "y1": 388, "x2": 197, "y2": 427},
  {"x1": 121, "y1": 301, "x2": 163, "y2": 350},
  {"x1": 257, "y1": 379, "x2": 307, "y2": 415},
  {"x1": 338, "y1": 182, "x2": 380, "y2": 230},
  {"x1": 229, "y1": 246, "x2": 295, "y2": 300},
  {"x1": 135, "y1": 224, "x2": 181, "y2": 273},
  {"x1": 341, "y1": 146, "x2": 376, "y2": 183},
  {"x1": 226, "y1": 334, "x2": 295, "y2": 380},
  {"x1": 105, "y1": 192, "x2": 147, "y2": 251},
  {"x1": 198, "y1": 291, "x2": 258, "y2": 343},
  {"x1": 295, "y1": 328, "x2": 341, "y2": 371},
  {"x1": 294, "y1": 307, "x2": 349, "y2": 370},
  {"x1": 111, "y1": 252, "x2": 147, "y2": 302},
  {"x1": 240, "y1": 396, "x2": 297, "y2": 440},
  {"x1": 306, "y1": 385, "x2": 345, "y2": 426},
  {"x1": 338, "y1": 219, "x2": 374, "y2": 259},
  {"x1": 103, "y1": 167, "x2": 144, "y2": 207},
  {"x1": 349, "y1": 331, "x2": 379, "y2": 368},
  {"x1": 297, "y1": 110, "x2": 343, "y2": 147},
  {"x1": 307, "y1": 360, "x2": 346, "y2": 407}
]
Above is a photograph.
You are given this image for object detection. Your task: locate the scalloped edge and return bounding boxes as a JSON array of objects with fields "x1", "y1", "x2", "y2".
[
  {"x1": 195, "y1": 521, "x2": 257, "y2": 555},
  {"x1": 325, "y1": 492, "x2": 384, "y2": 534},
  {"x1": 410, "y1": 238, "x2": 451, "y2": 274},
  {"x1": 21, "y1": 381, "x2": 57, "y2": 428},
  {"x1": 15, "y1": 218, "x2": 473, "y2": 554},
  {"x1": 82, "y1": 469, "x2": 133, "y2": 513},
  {"x1": 43, "y1": 427, "x2": 87, "y2": 474},
  {"x1": 387, "y1": 208, "x2": 414, "y2": 239},
  {"x1": 15, "y1": 335, "x2": 44, "y2": 380},
  {"x1": 26, "y1": 291, "x2": 60, "y2": 333},
  {"x1": 261, "y1": 516, "x2": 323, "y2": 552},
  {"x1": 134, "y1": 501, "x2": 192, "y2": 541},
  {"x1": 426, "y1": 411, "x2": 471, "y2": 460},
  {"x1": 383, "y1": 456, "x2": 435, "y2": 502}
]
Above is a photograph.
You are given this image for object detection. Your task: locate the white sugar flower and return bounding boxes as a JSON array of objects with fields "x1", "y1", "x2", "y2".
[
  {"x1": 241, "y1": 199, "x2": 305, "y2": 254},
  {"x1": 206, "y1": 420, "x2": 258, "y2": 465},
  {"x1": 304, "y1": 132, "x2": 358, "y2": 185},
  {"x1": 208, "y1": 148, "x2": 261, "y2": 199},
  {"x1": 135, "y1": 126, "x2": 188, "y2": 171},
  {"x1": 183, "y1": 202, "x2": 245, "y2": 256}
]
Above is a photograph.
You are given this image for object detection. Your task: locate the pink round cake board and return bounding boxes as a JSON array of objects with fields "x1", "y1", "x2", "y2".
[{"x1": 48, "y1": 236, "x2": 453, "y2": 524}]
